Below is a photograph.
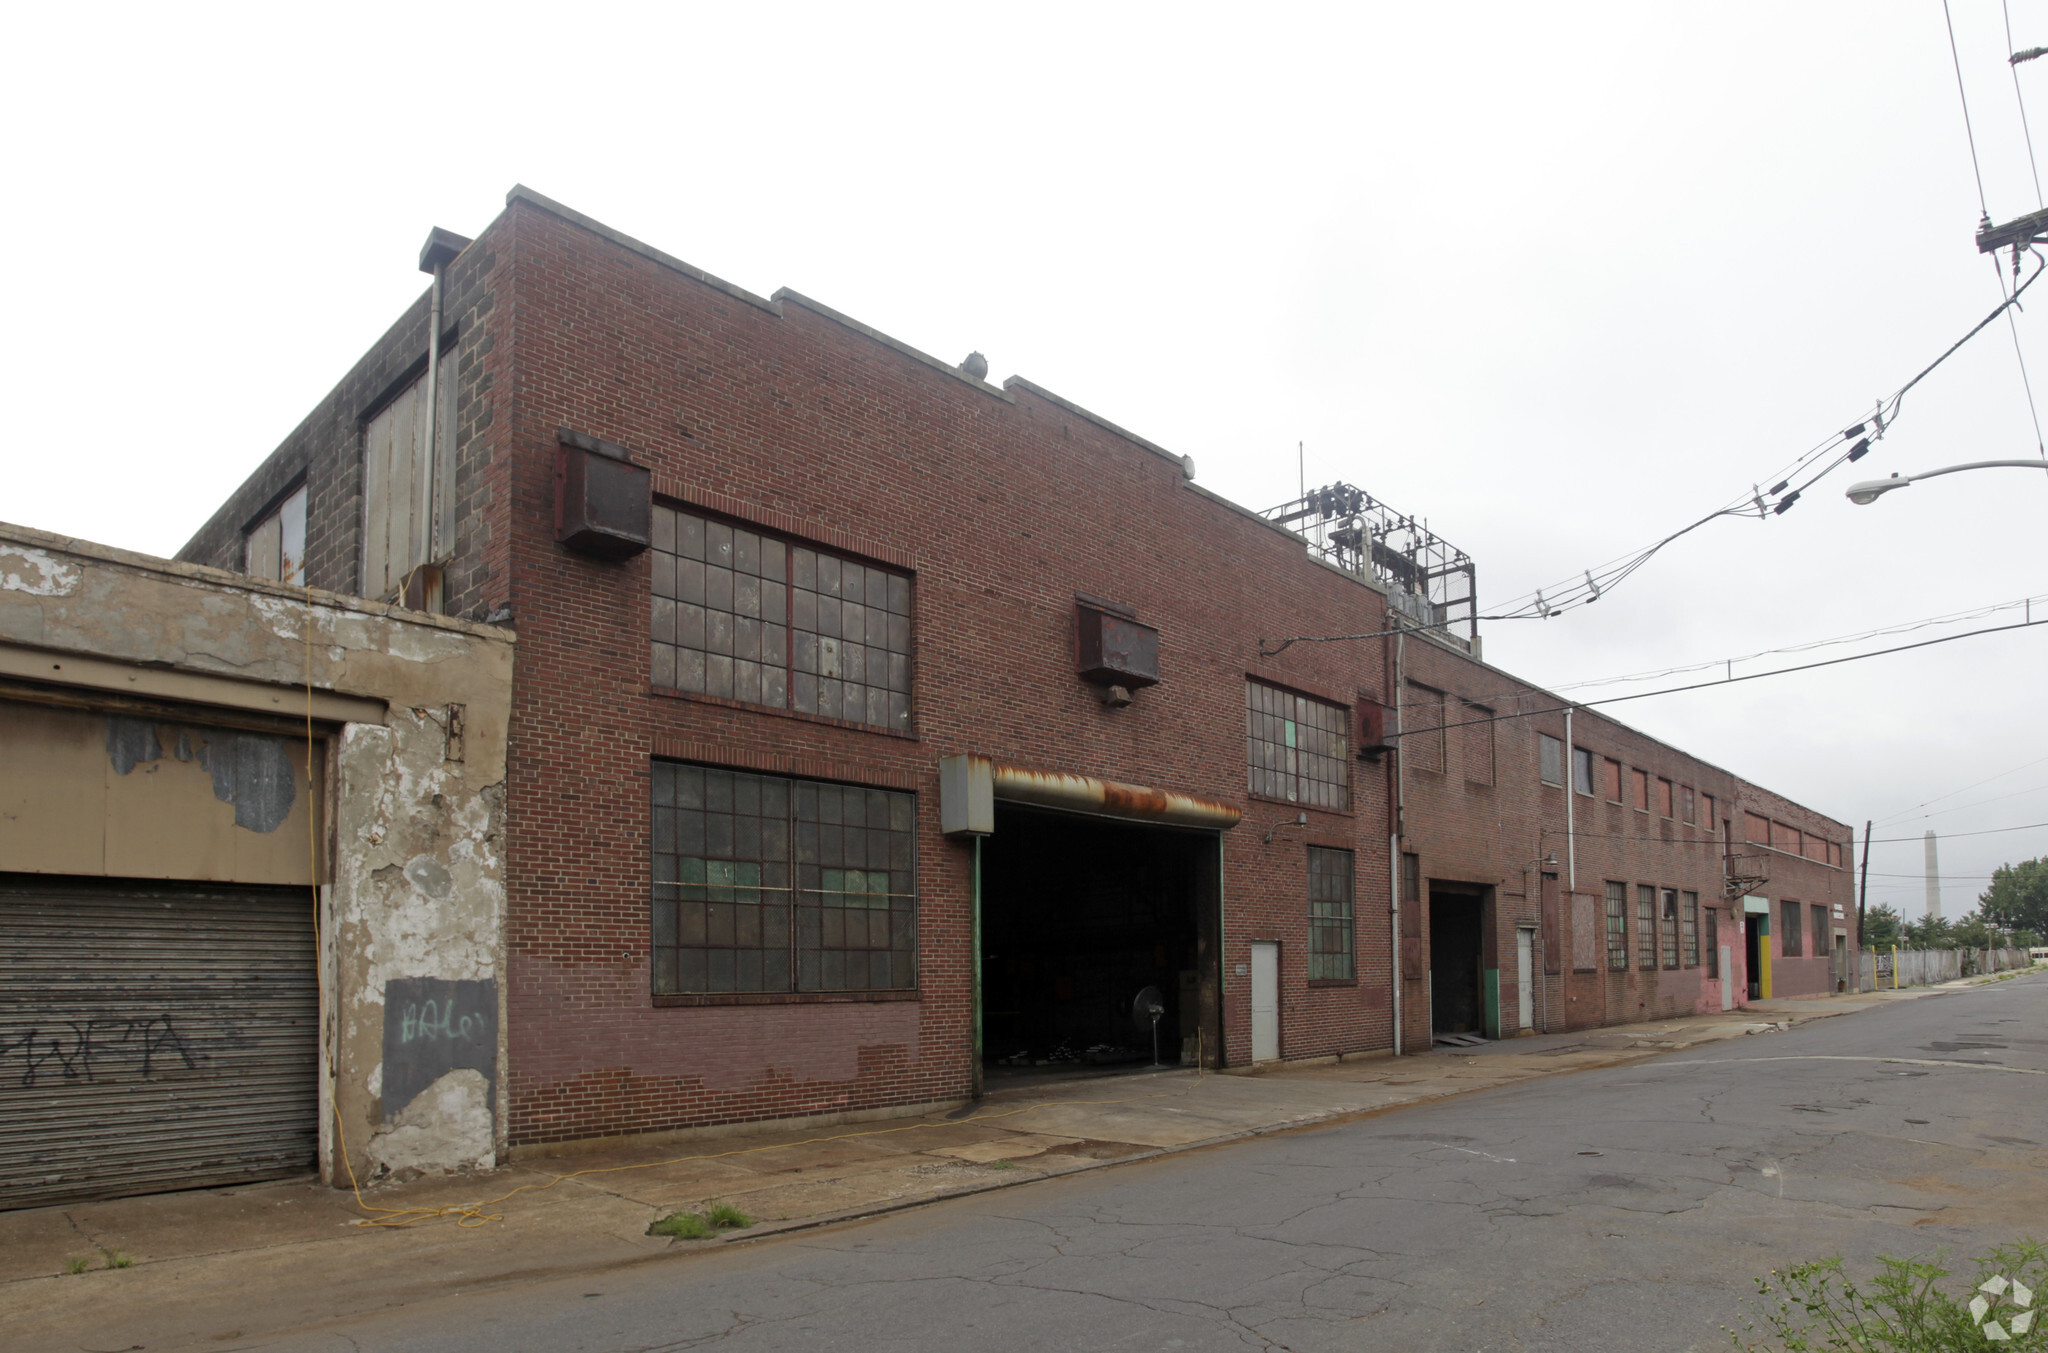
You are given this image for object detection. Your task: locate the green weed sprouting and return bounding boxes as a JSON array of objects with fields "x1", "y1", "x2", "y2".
[
  {"x1": 648, "y1": 1202, "x2": 753, "y2": 1239},
  {"x1": 1730, "y1": 1240, "x2": 2044, "y2": 1351}
]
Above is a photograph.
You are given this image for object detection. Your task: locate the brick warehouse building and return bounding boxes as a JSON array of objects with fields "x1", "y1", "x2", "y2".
[{"x1": 176, "y1": 185, "x2": 1857, "y2": 1168}]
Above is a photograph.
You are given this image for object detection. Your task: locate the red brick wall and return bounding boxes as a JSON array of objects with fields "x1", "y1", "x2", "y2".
[{"x1": 493, "y1": 199, "x2": 1411, "y2": 1144}]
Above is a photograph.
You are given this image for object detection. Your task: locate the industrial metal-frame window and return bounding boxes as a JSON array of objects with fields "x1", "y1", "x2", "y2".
[
  {"x1": 651, "y1": 504, "x2": 913, "y2": 732},
  {"x1": 1812, "y1": 905, "x2": 1830, "y2": 959},
  {"x1": 1306, "y1": 846, "x2": 1355, "y2": 981},
  {"x1": 1636, "y1": 885, "x2": 1658, "y2": 969},
  {"x1": 1682, "y1": 891, "x2": 1700, "y2": 967},
  {"x1": 1704, "y1": 904, "x2": 1719, "y2": 977},
  {"x1": 1780, "y1": 898, "x2": 1803, "y2": 957},
  {"x1": 1605, "y1": 881, "x2": 1629, "y2": 971},
  {"x1": 650, "y1": 761, "x2": 917, "y2": 995},
  {"x1": 1571, "y1": 747, "x2": 1595, "y2": 796},
  {"x1": 1246, "y1": 680, "x2": 1348, "y2": 810},
  {"x1": 1538, "y1": 734, "x2": 1565, "y2": 787},
  {"x1": 1660, "y1": 888, "x2": 1680, "y2": 968}
]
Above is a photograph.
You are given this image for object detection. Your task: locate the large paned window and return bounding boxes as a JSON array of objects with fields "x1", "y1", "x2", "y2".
[
  {"x1": 1683, "y1": 891, "x2": 1700, "y2": 967},
  {"x1": 1605, "y1": 881, "x2": 1629, "y2": 971},
  {"x1": 650, "y1": 762, "x2": 917, "y2": 994},
  {"x1": 1307, "y1": 846, "x2": 1356, "y2": 981},
  {"x1": 1636, "y1": 885, "x2": 1658, "y2": 969},
  {"x1": 1660, "y1": 888, "x2": 1680, "y2": 968},
  {"x1": 1246, "y1": 681, "x2": 1348, "y2": 810},
  {"x1": 651, "y1": 505, "x2": 913, "y2": 732}
]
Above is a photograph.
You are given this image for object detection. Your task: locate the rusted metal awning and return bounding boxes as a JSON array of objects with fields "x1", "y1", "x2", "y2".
[{"x1": 940, "y1": 754, "x2": 1241, "y2": 834}]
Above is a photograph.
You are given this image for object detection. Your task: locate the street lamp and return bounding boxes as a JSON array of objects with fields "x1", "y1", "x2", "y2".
[{"x1": 1844, "y1": 460, "x2": 2048, "y2": 505}]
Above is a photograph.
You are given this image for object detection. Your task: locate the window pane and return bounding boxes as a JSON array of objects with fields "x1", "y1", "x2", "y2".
[
  {"x1": 1246, "y1": 680, "x2": 1348, "y2": 809},
  {"x1": 1307, "y1": 846, "x2": 1355, "y2": 981},
  {"x1": 1605, "y1": 881, "x2": 1629, "y2": 971}
]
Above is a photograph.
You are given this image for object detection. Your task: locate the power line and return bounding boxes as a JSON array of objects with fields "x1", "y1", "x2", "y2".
[
  {"x1": 1946, "y1": 0, "x2": 1992, "y2": 216},
  {"x1": 1867, "y1": 819, "x2": 2048, "y2": 844},
  {"x1": 1874, "y1": 751, "x2": 2048, "y2": 824},
  {"x1": 2006, "y1": 0, "x2": 2044, "y2": 207},
  {"x1": 1475, "y1": 255, "x2": 2047, "y2": 625},
  {"x1": 1404, "y1": 615, "x2": 2048, "y2": 738},
  {"x1": 1885, "y1": 781, "x2": 2048, "y2": 825}
]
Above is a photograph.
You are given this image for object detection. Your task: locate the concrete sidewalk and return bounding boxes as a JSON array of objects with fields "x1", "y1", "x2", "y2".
[{"x1": 0, "y1": 976, "x2": 1999, "y2": 1352}]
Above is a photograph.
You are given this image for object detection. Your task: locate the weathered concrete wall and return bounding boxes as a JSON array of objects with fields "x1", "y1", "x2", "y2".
[{"x1": 0, "y1": 523, "x2": 514, "y2": 1185}]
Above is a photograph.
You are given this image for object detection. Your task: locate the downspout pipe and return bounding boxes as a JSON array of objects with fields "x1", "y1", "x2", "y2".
[
  {"x1": 416, "y1": 228, "x2": 471, "y2": 576},
  {"x1": 1389, "y1": 614, "x2": 1405, "y2": 1056}
]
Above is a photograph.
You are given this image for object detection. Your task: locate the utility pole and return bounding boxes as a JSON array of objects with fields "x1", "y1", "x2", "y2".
[{"x1": 1857, "y1": 819, "x2": 1871, "y2": 947}]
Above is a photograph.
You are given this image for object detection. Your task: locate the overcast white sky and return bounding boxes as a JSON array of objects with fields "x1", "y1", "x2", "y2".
[{"x1": 4, "y1": 2, "x2": 2045, "y2": 919}]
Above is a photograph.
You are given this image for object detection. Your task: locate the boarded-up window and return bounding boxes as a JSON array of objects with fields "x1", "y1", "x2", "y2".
[
  {"x1": 361, "y1": 359, "x2": 458, "y2": 604},
  {"x1": 1812, "y1": 905, "x2": 1830, "y2": 959},
  {"x1": 1307, "y1": 847, "x2": 1355, "y2": 981},
  {"x1": 1657, "y1": 778, "x2": 1675, "y2": 818},
  {"x1": 1803, "y1": 831, "x2": 1827, "y2": 862},
  {"x1": 1637, "y1": 885, "x2": 1658, "y2": 968},
  {"x1": 1682, "y1": 892, "x2": 1700, "y2": 967},
  {"x1": 1541, "y1": 872, "x2": 1561, "y2": 974},
  {"x1": 1772, "y1": 820, "x2": 1800, "y2": 854},
  {"x1": 1573, "y1": 890, "x2": 1601, "y2": 971},
  {"x1": 1246, "y1": 681, "x2": 1349, "y2": 810},
  {"x1": 1680, "y1": 785, "x2": 1696, "y2": 825},
  {"x1": 1400, "y1": 853, "x2": 1423, "y2": 979},
  {"x1": 1780, "y1": 899, "x2": 1803, "y2": 957},
  {"x1": 1605, "y1": 881, "x2": 1628, "y2": 970},
  {"x1": 1746, "y1": 812, "x2": 1772, "y2": 845},
  {"x1": 1458, "y1": 702, "x2": 1495, "y2": 784},
  {"x1": 245, "y1": 483, "x2": 307, "y2": 586},
  {"x1": 1703, "y1": 794, "x2": 1717, "y2": 832},
  {"x1": 1602, "y1": 758, "x2": 1623, "y2": 802},
  {"x1": 1538, "y1": 734, "x2": 1564, "y2": 787},
  {"x1": 650, "y1": 761, "x2": 916, "y2": 994},
  {"x1": 1633, "y1": 769, "x2": 1651, "y2": 812},
  {"x1": 1572, "y1": 747, "x2": 1595, "y2": 796},
  {"x1": 1402, "y1": 682, "x2": 1444, "y2": 774}
]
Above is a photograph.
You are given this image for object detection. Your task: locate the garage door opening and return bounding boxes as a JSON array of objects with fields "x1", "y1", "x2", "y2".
[
  {"x1": 0, "y1": 876, "x2": 319, "y2": 1211},
  {"x1": 1429, "y1": 884, "x2": 1488, "y2": 1039},
  {"x1": 980, "y1": 808, "x2": 1218, "y2": 1085}
]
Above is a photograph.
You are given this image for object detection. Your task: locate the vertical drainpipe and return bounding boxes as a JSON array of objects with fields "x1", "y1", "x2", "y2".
[
  {"x1": 1389, "y1": 616, "x2": 1405, "y2": 1056},
  {"x1": 421, "y1": 258, "x2": 445, "y2": 571},
  {"x1": 971, "y1": 836, "x2": 983, "y2": 1100},
  {"x1": 1562, "y1": 707, "x2": 1577, "y2": 890}
]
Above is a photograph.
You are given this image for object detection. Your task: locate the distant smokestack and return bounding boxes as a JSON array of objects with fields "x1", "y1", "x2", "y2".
[{"x1": 1924, "y1": 831, "x2": 1941, "y2": 920}]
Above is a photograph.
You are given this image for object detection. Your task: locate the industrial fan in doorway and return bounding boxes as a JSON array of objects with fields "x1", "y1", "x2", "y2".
[{"x1": 1131, "y1": 985, "x2": 1166, "y2": 1068}]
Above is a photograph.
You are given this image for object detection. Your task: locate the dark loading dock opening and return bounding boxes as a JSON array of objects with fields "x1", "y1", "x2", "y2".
[
  {"x1": 1429, "y1": 887, "x2": 1486, "y2": 1037},
  {"x1": 980, "y1": 807, "x2": 1218, "y2": 1080}
]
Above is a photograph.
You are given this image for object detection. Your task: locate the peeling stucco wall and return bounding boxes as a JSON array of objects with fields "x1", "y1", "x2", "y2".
[{"x1": 0, "y1": 522, "x2": 514, "y2": 1185}]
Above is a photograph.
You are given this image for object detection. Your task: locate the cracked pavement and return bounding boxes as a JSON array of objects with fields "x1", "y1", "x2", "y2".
[{"x1": 10, "y1": 974, "x2": 2045, "y2": 1351}]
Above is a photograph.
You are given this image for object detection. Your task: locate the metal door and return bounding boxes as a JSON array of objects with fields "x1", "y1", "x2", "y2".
[
  {"x1": 1515, "y1": 928, "x2": 1534, "y2": 1031},
  {"x1": 0, "y1": 877, "x2": 318, "y2": 1210},
  {"x1": 1250, "y1": 941, "x2": 1279, "y2": 1061},
  {"x1": 1719, "y1": 947, "x2": 1734, "y2": 1010}
]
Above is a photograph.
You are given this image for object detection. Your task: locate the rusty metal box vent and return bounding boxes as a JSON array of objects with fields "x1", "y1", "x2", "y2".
[
  {"x1": 1356, "y1": 698, "x2": 1394, "y2": 760},
  {"x1": 555, "y1": 429, "x2": 650, "y2": 560},
  {"x1": 1076, "y1": 603, "x2": 1160, "y2": 689}
]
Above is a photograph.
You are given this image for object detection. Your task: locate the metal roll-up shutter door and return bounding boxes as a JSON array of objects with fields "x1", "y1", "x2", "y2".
[{"x1": 0, "y1": 876, "x2": 318, "y2": 1210}]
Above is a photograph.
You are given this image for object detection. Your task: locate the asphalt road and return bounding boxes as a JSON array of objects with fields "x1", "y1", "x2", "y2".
[{"x1": 267, "y1": 975, "x2": 2048, "y2": 1352}]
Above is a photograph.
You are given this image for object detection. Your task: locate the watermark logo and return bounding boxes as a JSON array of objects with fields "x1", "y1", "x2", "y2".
[{"x1": 1972, "y1": 1274, "x2": 2036, "y2": 1342}]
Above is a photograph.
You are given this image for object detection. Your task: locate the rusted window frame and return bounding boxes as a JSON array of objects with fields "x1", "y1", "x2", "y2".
[{"x1": 1246, "y1": 679, "x2": 1349, "y2": 811}]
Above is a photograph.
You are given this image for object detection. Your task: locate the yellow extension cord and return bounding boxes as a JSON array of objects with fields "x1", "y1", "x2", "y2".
[{"x1": 301, "y1": 581, "x2": 1208, "y2": 1231}]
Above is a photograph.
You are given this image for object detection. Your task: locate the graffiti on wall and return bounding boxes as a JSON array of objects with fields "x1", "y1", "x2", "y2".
[{"x1": 380, "y1": 976, "x2": 496, "y2": 1118}]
